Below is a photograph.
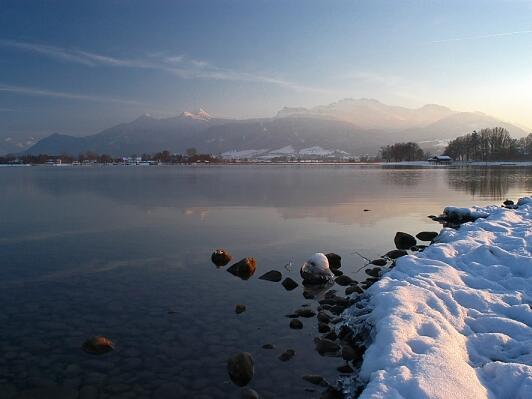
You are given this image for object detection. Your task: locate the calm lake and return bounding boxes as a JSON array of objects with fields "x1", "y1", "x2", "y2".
[{"x1": 0, "y1": 165, "x2": 530, "y2": 399}]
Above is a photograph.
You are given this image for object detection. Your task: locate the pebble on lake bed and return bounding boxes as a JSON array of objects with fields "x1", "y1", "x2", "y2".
[
  {"x1": 81, "y1": 336, "x2": 114, "y2": 355},
  {"x1": 278, "y1": 349, "x2": 295, "y2": 362},
  {"x1": 211, "y1": 248, "x2": 232, "y2": 266},
  {"x1": 235, "y1": 304, "x2": 246, "y2": 314},
  {"x1": 289, "y1": 319, "x2": 303, "y2": 329},
  {"x1": 227, "y1": 352, "x2": 254, "y2": 387},
  {"x1": 241, "y1": 387, "x2": 260, "y2": 399}
]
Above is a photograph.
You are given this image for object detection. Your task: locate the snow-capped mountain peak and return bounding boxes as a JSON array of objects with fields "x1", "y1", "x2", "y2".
[{"x1": 180, "y1": 108, "x2": 212, "y2": 121}]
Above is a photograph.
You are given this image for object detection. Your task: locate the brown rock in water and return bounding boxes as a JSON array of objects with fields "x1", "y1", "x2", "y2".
[
  {"x1": 365, "y1": 267, "x2": 380, "y2": 277},
  {"x1": 331, "y1": 268, "x2": 343, "y2": 276},
  {"x1": 82, "y1": 336, "x2": 114, "y2": 355},
  {"x1": 295, "y1": 308, "x2": 316, "y2": 318},
  {"x1": 227, "y1": 352, "x2": 254, "y2": 387},
  {"x1": 281, "y1": 277, "x2": 298, "y2": 291},
  {"x1": 416, "y1": 231, "x2": 439, "y2": 242},
  {"x1": 211, "y1": 249, "x2": 232, "y2": 266},
  {"x1": 302, "y1": 374, "x2": 328, "y2": 387},
  {"x1": 385, "y1": 249, "x2": 408, "y2": 259},
  {"x1": 337, "y1": 364, "x2": 354, "y2": 373},
  {"x1": 325, "y1": 253, "x2": 341, "y2": 269},
  {"x1": 227, "y1": 258, "x2": 257, "y2": 280},
  {"x1": 371, "y1": 258, "x2": 387, "y2": 266},
  {"x1": 318, "y1": 322, "x2": 331, "y2": 333},
  {"x1": 334, "y1": 275, "x2": 354, "y2": 286},
  {"x1": 314, "y1": 337, "x2": 340, "y2": 356},
  {"x1": 278, "y1": 349, "x2": 295, "y2": 362},
  {"x1": 289, "y1": 319, "x2": 303, "y2": 329},
  {"x1": 394, "y1": 232, "x2": 417, "y2": 250},
  {"x1": 258, "y1": 270, "x2": 282, "y2": 282},
  {"x1": 345, "y1": 285, "x2": 363, "y2": 295},
  {"x1": 235, "y1": 304, "x2": 246, "y2": 314}
]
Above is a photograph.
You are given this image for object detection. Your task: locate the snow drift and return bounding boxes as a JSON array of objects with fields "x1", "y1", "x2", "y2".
[{"x1": 349, "y1": 197, "x2": 532, "y2": 399}]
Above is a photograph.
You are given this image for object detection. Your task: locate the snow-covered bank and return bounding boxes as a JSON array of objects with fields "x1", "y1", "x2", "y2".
[{"x1": 350, "y1": 197, "x2": 532, "y2": 399}]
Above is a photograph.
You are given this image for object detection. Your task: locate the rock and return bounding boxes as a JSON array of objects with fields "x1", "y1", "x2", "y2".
[
  {"x1": 370, "y1": 258, "x2": 387, "y2": 266},
  {"x1": 342, "y1": 344, "x2": 364, "y2": 362},
  {"x1": 302, "y1": 375, "x2": 328, "y2": 387},
  {"x1": 227, "y1": 352, "x2": 254, "y2": 387},
  {"x1": 227, "y1": 258, "x2": 257, "y2": 280},
  {"x1": 235, "y1": 304, "x2": 246, "y2": 314},
  {"x1": 314, "y1": 338, "x2": 340, "y2": 356},
  {"x1": 364, "y1": 267, "x2": 380, "y2": 277},
  {"x1": 337, "y1": 364, "x2": 353, "y2": 373},
  {"x1": 281, "y1": 277, "x2": 298, "y2": 291},
  {"x1": 385, "y1": 249, "x2": 408, "y2": 259},
  {"x1": 325, "y1": 253, "x2": 341, "y2": 269},
  {"x1": 295, "y1": 308, "x2": 316, "y2": 318},
  {"x1": 323, "y1": 331, "x2": 337, "y2": 341},
  {"x1": 416, "y1": 231, "x2": 438, "y2": 242},
  {"x1": 211, "y1": 249, "x2": 232, "y2": 266},
  {"x1": 331, "y1": 268, "x2": 343, "y2": 276},
  {"x1": 503, "y1": 199, "x2": 514, "y2": 206},
  {"x1": 394, "y1": 232, "x2": 417, "y2": 250},
  {"x1": 318, "y1": 323, "x2": 330, "y2": 333},
  {"x1": 241, "y1": 388, "x2": 260, "y2": 399},
  {"x1": 334, "y1": 275, "x2": 354, "y2": 286},
  {"x1": 317, "y1": 311, "x2": 332, "y2": 323},
  {"x1": 320, "y1": 386, "x2": 344, "y2": 399},
  {"x1": 278, "y1": 349, "x2": 295, "y2": 362},
  {"x1": 289, "y1": 319, "x2": 303, "y2": 329},
  {"x1": 300, "y1": 253, "x2": 334, "y2": 284},
  {"x1": 261, "y1": 344, "x2": 274, "y2": 350},
  {"x1": 258, "y1": 270, "x2": 282, "y2": 282},
  {"x1": 345, "y1": 285, "x2": 363, "y2": 295},
  {"x1": 82, "y1": 336, "x2": 114, "y2": 355},
  {"x1": 363, "y1": 209, "x2": 371, "y2": 212}
]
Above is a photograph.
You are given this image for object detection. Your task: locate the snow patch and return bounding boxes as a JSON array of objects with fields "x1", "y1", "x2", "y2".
[{"x1": 348, "y1": 197, "x2": 532, "y2": 399}]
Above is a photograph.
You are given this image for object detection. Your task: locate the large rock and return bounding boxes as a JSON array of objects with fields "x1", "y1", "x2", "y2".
[
  {"x1": 258, "y1": 270, "x2": 282, "y2": 282},
  {"x1": 227, "y1": 258, "x2": 257, "y2": 280},
  {"x1": 385, "y1": 249, "x2": 408, "y2": 259},
  {"x1": 300, "y1": 253, "x2": 334, "y2": 284},
  {"x1": 325, "y1": 253, "x2": 341, "y2": 269},
  {"x1": 227, "y1": 352, "x2": 254, "y2": 387},
  {"x1": 394, "y1": 232, "x2": 417, "y2": 250},
  {"x1": 211, "y1": 249, "x2": 232, "y2": 266},
  {"x1": 82, "y1": 336, "x2": 114, "y2": 355},
  {"x1": 314, "y1": 338, "x2": 340, "y2": 356},
  {"x1": 416, "y1": 231, "x2": 438, "y2": 242}
]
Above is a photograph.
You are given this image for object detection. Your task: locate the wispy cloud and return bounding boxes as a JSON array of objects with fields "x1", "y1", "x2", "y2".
[
  {"x1": 0, "y1": 83, "x2": 144, "y2": 105},
  {"x1": 428, "y1": 29, "x2": 532, "y2": 44},
  {"x1": 0, "y1": 39, "x2": 330, "y2": 94}
]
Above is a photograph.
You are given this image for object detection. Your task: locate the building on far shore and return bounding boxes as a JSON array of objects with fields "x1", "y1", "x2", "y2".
[{"x1": 428, "y1": 155, "x2": 452, "y2": 164}]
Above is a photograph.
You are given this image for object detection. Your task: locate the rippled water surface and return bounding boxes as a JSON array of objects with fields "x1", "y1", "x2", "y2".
[{"x1": 0, "y1": 165, "x2": 530, "y2": 399}]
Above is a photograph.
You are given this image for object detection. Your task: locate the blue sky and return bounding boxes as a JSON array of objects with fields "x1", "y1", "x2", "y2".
[{"x1": 1, "y1": 0, "x2": 532, "y2": 137}]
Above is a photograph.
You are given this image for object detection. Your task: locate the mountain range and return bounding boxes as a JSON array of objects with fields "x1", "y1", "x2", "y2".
[{"x1": 15, "y1": 98, "x2": 530, "y2": 158}]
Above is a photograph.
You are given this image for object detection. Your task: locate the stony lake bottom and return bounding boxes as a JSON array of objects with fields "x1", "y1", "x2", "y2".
[{"x1": 0, "y1": 165, "x2": 530, "y2": 399}]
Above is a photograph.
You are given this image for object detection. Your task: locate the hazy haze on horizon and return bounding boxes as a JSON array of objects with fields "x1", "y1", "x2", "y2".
[{"x1": 1, "y1": 0, "x2": 532, "y2": 138}]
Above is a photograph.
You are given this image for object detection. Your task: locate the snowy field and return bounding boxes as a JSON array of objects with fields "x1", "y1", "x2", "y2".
[{"x1": 354, "y1": 197, "x2": 532, "y2": 398}]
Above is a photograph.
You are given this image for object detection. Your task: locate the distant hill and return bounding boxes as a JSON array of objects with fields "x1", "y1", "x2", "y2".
[{"x1": 21, "y1": 100, "x2": 530, "y2": 158}]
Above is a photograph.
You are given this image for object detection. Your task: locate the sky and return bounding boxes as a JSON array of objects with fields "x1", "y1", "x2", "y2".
[{"x1": 1, "y1": 0, "x2": 532, "y2": 138}]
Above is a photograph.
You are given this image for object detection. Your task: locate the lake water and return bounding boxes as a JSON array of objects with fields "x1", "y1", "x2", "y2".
[{"x1": 0, "y1": 165, "x2": 530, "y2": 399}]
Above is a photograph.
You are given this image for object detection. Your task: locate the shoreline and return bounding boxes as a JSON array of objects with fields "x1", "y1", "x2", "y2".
[{"x1": 340, "y1": 197, "x2": 532, "y2": 398}]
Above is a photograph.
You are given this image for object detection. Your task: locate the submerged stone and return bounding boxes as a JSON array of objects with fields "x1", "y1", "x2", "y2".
[
  {"x1": 227, "y1": 352, "x2": 254, "y2": 387},
  {"x1": 82, "y1": 336, "x2": 114, "y2": 355},
  {"x1": 281, "y1": 277, "x2": 298, "y2": 291},
  {"x1": 258, "y1": 270, "x2": 282, "y2": 282},
  {"x1": 227, "y1": 258, "x2": 257, "y2": 280}
]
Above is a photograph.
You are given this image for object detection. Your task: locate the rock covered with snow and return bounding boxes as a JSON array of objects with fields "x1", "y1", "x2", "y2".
[
  {"x1": 346, "y1": 197, "x2": 532, "y2": 399},
  {"x1": 300, "y1": 253, "x2": 335, "y2": 284}
]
